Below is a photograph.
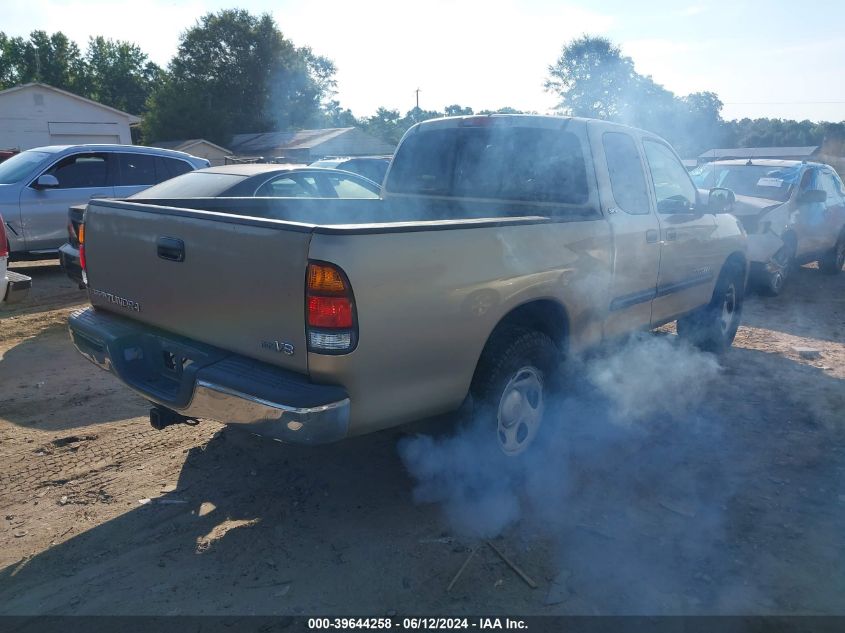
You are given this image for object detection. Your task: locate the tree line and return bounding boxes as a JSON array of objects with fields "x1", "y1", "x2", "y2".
[{"x1": 1, "y1": 13, "x2": 842, "y2": 157}]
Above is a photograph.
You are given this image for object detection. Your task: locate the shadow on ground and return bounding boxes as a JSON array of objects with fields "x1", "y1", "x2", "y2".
[{"x1": 0, "y1": 321, "x2": 148, "y2": 430}]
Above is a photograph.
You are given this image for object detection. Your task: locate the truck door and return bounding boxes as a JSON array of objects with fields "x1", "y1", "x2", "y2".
[
  {"x1": 641, "y1": 139, "x2": 717, "y2": 326},
  {"x1": 589, "y1": 127, "x2": 661, "y2": 338}
]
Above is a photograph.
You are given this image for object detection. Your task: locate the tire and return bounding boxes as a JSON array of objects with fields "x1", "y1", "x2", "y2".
[
  {"x1": 469, "y1": 326, "x2": 558, "y2": 457},
  {"x1": 757, "y1": 240, "x2": 795, "y2": 296},
  {"x1": 676, "y1": 261, "x2": 745, "y2": 353},
  {"x1": 818, "y1": 235, "x2": 845, "y2": 275}
]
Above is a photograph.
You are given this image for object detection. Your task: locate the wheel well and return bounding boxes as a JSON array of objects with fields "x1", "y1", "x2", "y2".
[
  {"x1": 489, "y1": 300, "x2": 569, "y2": 354},
  {"x1": 724, "y1": 251, "x2": 747, "y2": 278}
]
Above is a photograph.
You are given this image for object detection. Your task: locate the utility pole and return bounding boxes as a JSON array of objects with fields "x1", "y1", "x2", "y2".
[{"x1": 415, "y1": 88, "x2": 421, "y2": 110}]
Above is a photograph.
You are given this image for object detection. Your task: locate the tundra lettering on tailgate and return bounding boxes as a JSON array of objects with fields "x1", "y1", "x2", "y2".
[{"x1": 89, "y1": 288, "x2": 141, "y2": 312}]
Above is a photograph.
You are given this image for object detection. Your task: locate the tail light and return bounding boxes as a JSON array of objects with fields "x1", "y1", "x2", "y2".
[
  {"x1": 0, "y1": 214, "x2": 8, "y2": 258},
  {"x1": 78, "y1": 223, "x2": 87, "y2": 283},
  {"x1": 306, "y1": 261, "x2": 357, "y2": 353}
]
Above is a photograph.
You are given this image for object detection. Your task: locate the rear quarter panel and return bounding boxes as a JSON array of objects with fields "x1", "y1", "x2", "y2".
[{"x1": 307, "y1": 219, "x2": 612, "y2": 434}]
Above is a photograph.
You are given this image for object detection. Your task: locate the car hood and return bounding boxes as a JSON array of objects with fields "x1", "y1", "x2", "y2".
[{"x1": 731, "y1": 193, "x2": 783, "y2": 217}]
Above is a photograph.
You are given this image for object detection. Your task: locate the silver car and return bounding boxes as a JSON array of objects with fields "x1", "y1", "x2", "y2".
[{"x1": 0, "y1": 145, "x2": 209, "y2": 257}]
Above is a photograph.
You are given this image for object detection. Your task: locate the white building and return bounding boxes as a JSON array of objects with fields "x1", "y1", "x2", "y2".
[{"x1": 0, "y1": 82, "x2": 140, "y2": 150}]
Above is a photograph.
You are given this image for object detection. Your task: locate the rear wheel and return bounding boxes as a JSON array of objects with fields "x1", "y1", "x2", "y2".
[
  {"x1": 470, "y1": 326, "x2": 557, "y2": 456},
  {"x1": 819, "y1": 235, "x2": 845, "y2": 275},
  {"x1": 677, "y1": 261, "x2": 745, "y2": 353}
]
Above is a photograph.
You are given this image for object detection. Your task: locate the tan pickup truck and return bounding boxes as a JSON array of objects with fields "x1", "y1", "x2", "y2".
[{"x1": 68, "y1": 115, "x2": 747, "y2": 456}]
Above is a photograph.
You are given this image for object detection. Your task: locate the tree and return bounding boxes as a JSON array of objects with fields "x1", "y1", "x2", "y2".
[
  {"x1": 444, "y1": 104, "x2": 474, "y2": 117},
  {"x1": 478, "y1": 106, "x2": 529, "y2": 115},
  {"x1": 142, "y1": 9, "x2": 336, "y2": 144},
  {"x1": 545, "y1": 36, "x2": 639, "y2": 120},
  {"x1": 0, "y1": 30, "x2": 87, "y2": 92},
  {"x1": 84, "y1": 37, "x2": 162, "y2": 114},
  {"x1": 545, "y1": 35, "x2": 729, "y2": 155}
]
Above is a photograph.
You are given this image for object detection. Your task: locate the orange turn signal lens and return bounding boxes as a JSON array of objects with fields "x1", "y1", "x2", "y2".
[
  {"x1": 78, "y1": 223, "x2": 85, "y2": 244},
  {"x1": 307, "y1": 263, "x2": 346, "y2": 294}
]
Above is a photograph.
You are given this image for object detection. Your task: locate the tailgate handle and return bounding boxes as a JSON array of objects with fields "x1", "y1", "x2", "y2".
[{"x1": 157, "y1": 237, "x2": 185, "y2": 262}]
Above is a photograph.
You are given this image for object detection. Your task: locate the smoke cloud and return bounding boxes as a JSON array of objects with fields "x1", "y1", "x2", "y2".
[
  {"x1": 398, "y1": 332, "x2": 735, "y2": 612},
  {"x1": 399, "y1": 332, "x2": 721, "y2": 538}
]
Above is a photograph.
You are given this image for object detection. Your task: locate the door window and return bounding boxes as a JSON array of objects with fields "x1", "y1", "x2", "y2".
[
  {"x1": 255, "y1": 174, "x2": 320, "y2": 197},
  {"x1": 602, "y1": 132, "x2": 651, "y2": 214},
  {"x1": 326, "y1": 174, "x2": 379, "y2": 199},
  {"x1": 155, "y1": 157, "x2": 193, "y2": 182},
  {"x1": 42, "y1": 153, "x2": 109, "y2": 189},
  {"x1": 117, "y1": 153, "x2": 157, "y2": 186},
  {"x1": 819, "y1": 170, "x2": 843, "y2": 206},
  {"x1": 643, "y1": 141, "x2": 697, "y2": 213}
]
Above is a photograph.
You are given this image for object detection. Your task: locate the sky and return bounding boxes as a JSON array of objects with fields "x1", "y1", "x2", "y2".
[{"x1": 3, "y1": 0, "x2": 845, "y2": 122}]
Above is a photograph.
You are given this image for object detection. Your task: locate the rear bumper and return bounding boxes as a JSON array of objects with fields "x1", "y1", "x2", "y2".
[
  {"x1": 59, "y1": 242, "x2": 84, "y2": 286},
  {"x1": 3, "y1": 269, "x2": 32, "y2": 304},
  {"x1": 68, "y1": 307, "x2": 350, "y2": 444}
]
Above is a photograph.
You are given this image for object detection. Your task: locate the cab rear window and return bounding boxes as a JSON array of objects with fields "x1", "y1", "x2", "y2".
[{"x1": 386, "y1": 126, "x2": 588, "y2": 205}]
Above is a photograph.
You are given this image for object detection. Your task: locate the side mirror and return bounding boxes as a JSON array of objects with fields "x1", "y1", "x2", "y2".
[
  {"x1": 797, "y1": 189, "x2": 826, "y2": 205},
  {"x1": 708, "y1": 187, "x2": 735, "y2": 213},
  {"x1": 33, "y1": 174, "x2": 59, "y2": 189},
  {"x1": 657, "y1": 195, "x2": 696, "y2": 214}
]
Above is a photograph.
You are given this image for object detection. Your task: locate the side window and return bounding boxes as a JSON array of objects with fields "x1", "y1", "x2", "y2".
[
  {"x1": 643, "y1": 140, "x2": 697, "y2": 213},
  {"x1": 43, "y1": 153, "x2": 109, "y2": 189},
  {"x1": 819, "y1": 171, "x2": 842, "y2": 205},
  {"x1": 326, "y1": 174, "x2": 379, "y2": 199},
  {"x1": 798, "y1": 168, "x2": 817, "y2": 191},
  {"x1": 154, "y1": 157, "x2": 193, "y2": 183},
  {"x1": 602, "y1": 132, "x2": 651, "y2": 214},
  {"x1": 117, "y1": 153, "x2": 157, "y2": 187},
  {"x1": 255, "y1": 174, "x2": 319, "y2": 197}
]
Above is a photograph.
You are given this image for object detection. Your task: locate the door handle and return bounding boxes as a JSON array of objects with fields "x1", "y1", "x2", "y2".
[
  {"x1": 646, "y1": 229, "x2": 659, "y2": 244},
  {"x1": 665, "y1": 228, "x2": 678, "y2": 241},
  {"x1": 157, "y1": 236, "x2": 185, "y2": 262}
]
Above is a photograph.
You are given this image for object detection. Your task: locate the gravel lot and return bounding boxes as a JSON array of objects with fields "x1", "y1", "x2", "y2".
[{"x1": 0, "y1": 259, "x2": 843, "y2": 616}]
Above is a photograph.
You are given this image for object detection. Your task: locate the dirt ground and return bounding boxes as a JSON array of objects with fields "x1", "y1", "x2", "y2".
[{"x1": 0, "y1": 259, "x2": 843, "y2": 616}]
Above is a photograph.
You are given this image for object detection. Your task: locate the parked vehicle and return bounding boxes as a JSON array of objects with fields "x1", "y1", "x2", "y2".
[
  {"x1": 309, "y1": 155, "x2": 392, "y2": 185},
  {"x1": 68, "y1": 115, "x2": 746, "y2": 457},
  {"x1": 130, "y1": 165, "x2": 381, "y2": 200},
  {"x1": 60, "y1": 167, "x2": 381, "y2": 286},
  {"x1": 691, "y1": 159, "x2": 845, "y2": 294},
  {"x1": 0, "y1": 214, "x2": 31, "y2": 305},
  {"x1": 0, "y1": 144, "x2": 209, "y2": 259}
]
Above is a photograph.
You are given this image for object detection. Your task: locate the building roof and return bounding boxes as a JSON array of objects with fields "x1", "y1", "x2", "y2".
[
  {"x1": 153, "y1": 138, "x2": 231, "y2": 154},
  {"x1": 0, "y1": 82, "x2": 142, "y2": 123},
  {"x1": 229, "y1": 128, "x2": 356, "y2": 155},
  {"x1": 698, "y1": 146, "x2": 819, "y2": 160}
]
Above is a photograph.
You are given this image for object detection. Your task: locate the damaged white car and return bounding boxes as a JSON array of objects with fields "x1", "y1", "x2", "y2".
[{"x1": 692, "y1": 159, "x2": 845, "y2": 295}]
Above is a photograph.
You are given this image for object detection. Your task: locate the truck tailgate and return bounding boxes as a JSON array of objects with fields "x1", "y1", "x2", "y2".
[{"x1": 83, "y1": 201, "x2": 312, "y2": 373}]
